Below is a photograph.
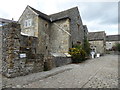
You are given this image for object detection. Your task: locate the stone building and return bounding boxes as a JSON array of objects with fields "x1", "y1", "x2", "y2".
[
  {"x1": 18, "y1": 5, "x2": 85, "y2": 56},
  {"x1": 83, "y1": 25, "x2": 88, "y2": 39},
  {"x1": 0, "y1": 18, "x2": 15, "y2": 26},
  {"x1": 88, "y1": 31, "x2": 106, "y2": 55},
  {"x1": 1, "y1": 5, "x2": 86, "y2": 77},
  {"x1": 106, "y1": 35, "x2": 120, "y2": 50}
]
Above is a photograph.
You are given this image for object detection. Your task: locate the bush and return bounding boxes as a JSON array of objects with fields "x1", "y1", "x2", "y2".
[
  {"x1": 113, "y1": 43, "x2": 120, "y2": 52},
  {"x1": 116, "y1": 43, "x2": 120, "y2": 52},
  {"x1": 69, "y1": 45, "x2": 87, "y2": 63},
  {"x1": 82, "y1": 37, "x2": 91, "y2": 57}
]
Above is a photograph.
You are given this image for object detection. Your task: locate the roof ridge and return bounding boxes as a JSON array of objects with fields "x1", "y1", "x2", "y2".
[
  {"x1": 28, "y1": 5, "x2": 51, "y2": 21},
  {"x1": 0, "y1": 18, "x2": 16, "y2": 23},
  {"x1": 88, "y1": 31, "x2": 105, "y2": 33},
  {"x1": 49, "y1": 6, "x2": 78, "y2": 16},
  {"x1": 28, "y1": 5, "x2": 48, "y2": 15}
]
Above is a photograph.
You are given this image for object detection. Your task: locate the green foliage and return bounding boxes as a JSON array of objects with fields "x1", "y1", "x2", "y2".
[
  {"x1": 73, "y1": 44, "x2": 82, "y2": 49},
  {"x1": 69, "y1": 36, "x2": 90, "y2": 63},
  {"x1": 69, "y1": 45, "x2": 87, "y2": 63},
  {"x1": 113, "y1": 43, "x2": 120, "y2": 52},
  {"x1": 117, "y1": 43, "x2": 120, "y2": 52},
  {"x1": 82, "y1": 37, "x2": 91, "y2": 56}
]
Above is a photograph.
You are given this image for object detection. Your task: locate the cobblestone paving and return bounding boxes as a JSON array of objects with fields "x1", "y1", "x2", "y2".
[
  {"x1": 2, "y1": 55, "x2": 119, "y2": 88},
  {"x1": 22, "y1": 55, "x2": 118, "y2": 88},
  {"x1": 83, "y1": 67, "x2": 118, "y2": 88}
]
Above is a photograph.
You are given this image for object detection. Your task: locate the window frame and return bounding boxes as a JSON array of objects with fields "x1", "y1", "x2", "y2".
[{"x1": 24, "y1": 19, "x2": 32, "y2": 28}]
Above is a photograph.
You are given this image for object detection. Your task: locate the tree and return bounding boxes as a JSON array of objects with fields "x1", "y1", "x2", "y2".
[
  {"x1": 82, "y1": 36, "x2": 91, "y2": 57},
  {"x1": 112, "y1": 43, "x2": 120, "y2": 52}
]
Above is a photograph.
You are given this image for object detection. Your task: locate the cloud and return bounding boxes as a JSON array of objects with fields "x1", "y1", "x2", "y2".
[
  {"x1": 77, "y1": 2, "x2": 118, "y2": 35},
  {"x1": 0, "y1": 0, "x2": 118, "y2": 35},
  {"x1": 78, "y1": 2, "x2": 118, "y2": 25},
  {"x1": 85, "y1": 20, "x2": 118, "y2": 35}
]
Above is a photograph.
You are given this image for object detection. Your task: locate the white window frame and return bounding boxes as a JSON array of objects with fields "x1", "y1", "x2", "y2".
[{"x1": 24, "y1": 19, "x2": 32, "y2": 28}]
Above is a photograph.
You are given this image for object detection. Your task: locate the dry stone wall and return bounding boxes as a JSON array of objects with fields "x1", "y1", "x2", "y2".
[
  {"x1": 2, "y1": 23, "x2": 21, "y2": 77},
  {"x1": 2, "y1": 22, "x2": 44, "y2": 78},
  {"x1": 1, "y1": 22, "x2": 71, "y2": 78}
]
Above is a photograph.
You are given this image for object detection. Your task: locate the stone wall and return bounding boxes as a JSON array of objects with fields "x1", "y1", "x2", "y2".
[
  {"x1": 50, "y1": 18, "x2": 71, "y2": 53},
  {"x1": 1, "y1": 22, "x2": 72, "y2": 78},
  {"x1": 37, "y1": 17, "x2": 50, "y2": 56},
  {"x1": 53, "y1": 57, "x2": 71, "y2": 67},
  {"x1": 2, "y1": 23, "x2": 21, "y2": 77},
  {"x1": 89, "y1": 40, "x2": 106, "y2": 55},
  {"x1": 18, "y1": 6, "x2": 38, "y2": 37},
  {"x1": 2, "y1": 23, "x2": 44, "y2": 78},
  {"x1": 83, "y1": 25, "x2": 88, "y2": 39},
  {"x1": 50, "y1": 7, "x2": 85, "y2": 45},
  {"x1": 0, "y1": 27, "x2": 2, "y2": 70}
]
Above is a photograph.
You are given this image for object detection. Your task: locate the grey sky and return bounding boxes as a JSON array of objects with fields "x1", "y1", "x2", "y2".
[{"x1": 0, "y1": 0, "x2": 118, "y2": 35}]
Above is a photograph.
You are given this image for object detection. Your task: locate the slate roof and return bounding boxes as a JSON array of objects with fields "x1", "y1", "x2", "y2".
[
  {"x1": 28, "y1": 5, "x2": 51, "y2": 21},
  {"x1": 88, "y1": 31, "x2": 106, "y2": 41},
  {"x1": 0, "y1": 18, "x2": 15, "y2": 24},
  {"x1": 49, "y1": 7, "x2": 78, "y2": 21},
  {"x1": 106, "y1": 35, "x2": 120, "y2": 41},
  {"x1": 28, "y1": 5, "x2": 71, "y2": 22}
]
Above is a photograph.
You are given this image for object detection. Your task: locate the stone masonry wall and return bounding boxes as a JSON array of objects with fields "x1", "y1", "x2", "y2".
[
  {"x1": 50, "y1": 18, "x2": 70, "y2": 53},
  {"x1": 2, "y1": 23, "x2": 21, "y2": 77},
  {"x1": 18, "y1": 6, "x2": 38, "y2": 37},
  {"x1": 0, "y1": 27, "x2": 2, "y2": 71},
  {"x1": 2, "y1": 22, "x2": 71, "y2": 78},
  {"x1": 50, "y1": 7, "x2": 85, "y2": 45},
  {"x1": 89, "y1": 40, "x2": 105, "y2": 55},
  {"x1": 37, "y1": 17, "x2": 50, "y2": 56},
  {"x1": 2, "y1": 23, "x2": 44, "y2": 78}
]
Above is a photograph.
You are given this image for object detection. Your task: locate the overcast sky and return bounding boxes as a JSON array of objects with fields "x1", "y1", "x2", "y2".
[{"x1": 0, "y1": 0, "x2": 119, "y2": 35}]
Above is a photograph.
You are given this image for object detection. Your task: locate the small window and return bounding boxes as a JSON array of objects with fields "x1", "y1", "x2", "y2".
[
  {"x1": 77, "y1": 41, "x2": 81, "y2": 44},
  {"x1": 24, "y1": 19, "x2": 32, "y2": 28},
  {"x1": 77, "y1": 24, "x2": 80, "y2": 31},
  {"x1": 46, "y1": 46, "x2": 47, "y2": 49},
  {"x1": 45, "y1": 23, "x2": 48, "y2": 27}
]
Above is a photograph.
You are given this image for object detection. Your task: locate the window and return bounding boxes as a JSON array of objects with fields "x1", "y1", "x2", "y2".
[
  {"x1": 45, "y1": 23, "x2": 48, "y2": 27},
  {"x1": 77, "y1": 24, "x2": 80, "y2": 31},
  {"x1": 24, "y1": 19, "x2": 32, "y2": 27},
  {"x1": 77, "y1": 41, "x2": 81, "y2": 44},
  {"x1": 91, "y1": 46, "x2": 93, "y2": 48}
]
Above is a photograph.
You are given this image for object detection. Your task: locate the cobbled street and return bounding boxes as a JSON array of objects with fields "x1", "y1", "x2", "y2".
[{"x1": 2, "y1": 55, "x2": 119, "y2": 88}]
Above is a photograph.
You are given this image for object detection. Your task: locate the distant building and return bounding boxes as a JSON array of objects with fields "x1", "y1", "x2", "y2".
[
  {"x1": 88, "y1": 31, "x2": 106, "y2": 55},
  {"x1": 106, "y1": 35, "x2": 120, "y2": 50},
  {"x1": 0, "y1": 18, "x2": 15, "y2": 26}
]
